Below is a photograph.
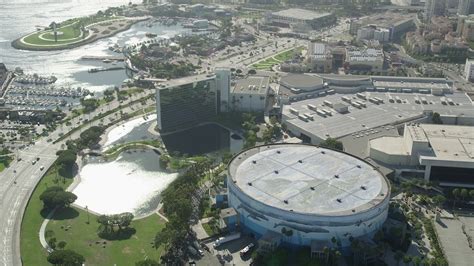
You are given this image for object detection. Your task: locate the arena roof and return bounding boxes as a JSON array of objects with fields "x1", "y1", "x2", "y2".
[
  {"x1": 280, "y1": 74, "x2": 324, "y2": 90},
  {"x1": 228, "y1": 144, "x2": 389, "y2": 216},
  {"x1": 271, "y1": 8, "x2": 332, "y2": 21}
]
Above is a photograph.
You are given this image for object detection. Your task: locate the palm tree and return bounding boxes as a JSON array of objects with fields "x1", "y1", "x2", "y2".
[
  {"x1": 461, "y1": 188, "x2": 469, "y2": 201},
  {"x1": 452, "y1": 188, "x2": 461, "y2": 208},
  {"x1": 394, "y1": 250, "x2": 404, "y2": 266},
  {"x1": 403, "y1": 255, "x2": 412, "y2": 266}
]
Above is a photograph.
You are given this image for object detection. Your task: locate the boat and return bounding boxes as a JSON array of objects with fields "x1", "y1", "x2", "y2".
[{"x1": 102, "y1": 59, "x2": 112, "y2": 63}]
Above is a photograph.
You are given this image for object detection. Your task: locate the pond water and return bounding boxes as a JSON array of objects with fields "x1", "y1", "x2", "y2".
[
  {"x1": 161, "y1": 123, "x2": 231, "y2": 156},
  {"x1": 103, "y1": 114, "x2": 157, "y2": 147},
  {"x1": 73, "y1": 149, "x2": 177, "y2": 217}
]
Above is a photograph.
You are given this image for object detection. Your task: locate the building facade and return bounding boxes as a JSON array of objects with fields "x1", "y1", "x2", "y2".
[
  {"x1": 370, "y1": 124, "x2": 474, "y2": 186},
  {"x1": 425, "y1": 0, "x2": 446, "y2": 22},
  {"x1": 156, "y1": 75, "x2": 218, "y2": 133},
  {"x1": 465, "y1": 59, "x2": 474, "y2": 81},
  {"x1": 227, "y1": 144, "x2": 390, "y2": 248}
]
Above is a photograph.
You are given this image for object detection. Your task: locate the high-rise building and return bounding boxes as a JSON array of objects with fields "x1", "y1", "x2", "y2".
[
  {"x1": 215, "y1": 68, "x2": 231, "y2": 112},
  {"x1": 424, "y1": 0, "x2": 446, "y2": 22},
  {"x1": 155, "y1": 74, "x2": 218, "y2": 133},
  {"x1": 458, "y1": 0, "x2": 474, "y2": 15},
  {"x1": 464, "y1": 58, "x2": 474, "y2": 82}
]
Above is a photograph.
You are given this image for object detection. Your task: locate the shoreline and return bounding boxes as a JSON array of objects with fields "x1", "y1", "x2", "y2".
[{"x1": 11, "y1": 17, "x2": 149, "y2": 51}]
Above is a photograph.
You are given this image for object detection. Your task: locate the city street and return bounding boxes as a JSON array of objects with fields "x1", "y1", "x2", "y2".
[{"x1": 0, "y1": 90, "x2": 155, "y2": 266}]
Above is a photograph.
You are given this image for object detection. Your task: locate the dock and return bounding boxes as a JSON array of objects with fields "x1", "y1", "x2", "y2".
[{"x1": 80, "y1": 56, "x2": 125, "y2": 61}]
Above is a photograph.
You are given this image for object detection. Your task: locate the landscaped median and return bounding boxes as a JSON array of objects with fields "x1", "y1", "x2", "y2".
[{"x1": 250, "y1": 46, "x2": 304, "y2": 70}]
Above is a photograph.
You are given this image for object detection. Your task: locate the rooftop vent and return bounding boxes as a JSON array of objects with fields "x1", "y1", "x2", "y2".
[
  {"x1": 247, "y1": 182, "x2": 252, "y2": 186},
  {"x1": 274, "y1": 170, "x2": 279, "y2": 174},
  {"x1": 336, "y1": 198, "x2": 342, "y2": 203},
  {"x1": 283, "y1": 200, "x2": 289, "y2": 204}
]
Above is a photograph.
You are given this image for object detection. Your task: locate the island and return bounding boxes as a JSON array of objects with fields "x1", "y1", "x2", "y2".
[{"x1": 11, "y1": 12, "x2": 148, "y2": 51}]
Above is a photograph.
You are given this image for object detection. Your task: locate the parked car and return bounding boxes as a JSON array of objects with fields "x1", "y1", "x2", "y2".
[{"x1": 240, "y1": 243, "x2": 255, "y2": 257}]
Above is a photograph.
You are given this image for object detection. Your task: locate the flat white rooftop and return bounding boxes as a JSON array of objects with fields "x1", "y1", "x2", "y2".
[
  {"x1": 420, "y1": 124, "x2": 474, "y2": 162},
  {"x1": 271, "y1": 8, "x2": 332, "y2": 21},
  {"x1": 229, "y1": 144, "x2": 389, "y2": 216},
  {"x1": 283, "y1": 92, "x2": 474, "y2": 140}
]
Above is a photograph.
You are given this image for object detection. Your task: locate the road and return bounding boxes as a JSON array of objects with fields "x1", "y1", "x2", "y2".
[{"x1": 0, "y1": 91, "x2": 155, "y2": 266}]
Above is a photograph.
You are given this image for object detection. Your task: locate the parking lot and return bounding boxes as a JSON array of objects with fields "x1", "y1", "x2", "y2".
[{"x1": 435, "y1": 217, "x2": 474, "y2": 266}]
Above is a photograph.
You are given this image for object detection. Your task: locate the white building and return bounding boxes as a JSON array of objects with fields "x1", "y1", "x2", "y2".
[
  {"x1": 345, "y1": 48, "x2": 384, "y2": 71},
  {"x1": 215, "y1": 68, "x2": 231, "y2": 112},
  {"x1": 306, "y1": 42, "x2": 333, "y2": 73},
  {"x1": 464, "y1": 59, "x2": 474, "y2": 82},
  {"x1": 357, "y1": 27, "x2": 390, "y2": 42},
  {"x1": 227, "y1": 144, "x2": 390, "y2": 248},
  {"x1": 230, "y1": 75, "x2": 269, "y2": 112},
  {"x1": 370, "y1": 124, "x2": 474, "y2": 186}
]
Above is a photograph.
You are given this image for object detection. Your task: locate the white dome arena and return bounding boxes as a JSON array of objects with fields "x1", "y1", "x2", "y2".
[{"x1": 227, "y1": 144, "x2": 390, "y2": 247}]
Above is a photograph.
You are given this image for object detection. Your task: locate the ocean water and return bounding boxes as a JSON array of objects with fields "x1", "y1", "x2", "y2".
[{"x1": 0, "y1": 0, "x2": 188, "y2": 92}]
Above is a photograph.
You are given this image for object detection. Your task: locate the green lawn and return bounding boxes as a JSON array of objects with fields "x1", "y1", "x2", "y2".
[
  {"x1": 20, "y1": 165, "x2": 73, "y2": 266},
  {"x1": 0, "y1": 162, "x2": 5, "y2": 172},
  {"x1": 46, "y1": 209, "x2": 165, "y2": 265},
  {"x1": 252, "y1": 58, "x2": 280, "y2": 70},
  {"x1": 274, "y1": 46, "x2": 303, "y2": 62}
]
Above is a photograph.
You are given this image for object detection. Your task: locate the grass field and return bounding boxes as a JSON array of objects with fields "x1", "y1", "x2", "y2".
[
  {"x1": 45, "y1": 209, "x2": 165, "y2": 265},
  {"x1": 251, "y1": 47, "x2": 304, "y2": 70},
  {"x1": 252, "y1": 57, "x2": 280, "y2": 70},
  {"x1": 22, "y1": 23, "x2": 86, "y2": 46},
  {"x1": 20, "y1": 165, "x2": 73, "y2": 266},
  {"x1": 274, "y1": 47, "x2": 303, "y2": 62}
]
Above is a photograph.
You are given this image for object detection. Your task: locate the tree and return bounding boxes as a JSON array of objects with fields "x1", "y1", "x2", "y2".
[
  {"x1": 47, "y1": 249, "x2": 85, "y2": 266},
  {"x1": 413, "y1": 256, "x2": 422, "y2": 266},
  {"x1": 470, "y1": 190, "x2": 474, "y2": 201},
  {"x1": 136, "y1": 259, "x2": 159, "y2": 266},
  {"x1": 394, "y1": 250, "x2": 404, "y2": 266},
  {"x1": 403, "y1": 255, "x2": 412, "y2": 265},
  {"x1": 432, "y1": 195, "x2": 446, "y2": 208},
  {"x1": 319, "y1": 138, "x2": 344, "y2": 151},
  {"x1": 432, "y1": 112, "x2": 443, "y2": 124},
  {"x1": 39, "y1": 186, "x2": 77, "y2": 210},
  {"x1": 452, "y1": 188, "x2": 461, "y2": 208},
  {"x1": 56, "y1": 149, "x2": 77, "y2": 171},
  {"x1": 461, "y1": 188, "x2": 469, "y2": 201},
  {"x1": 57, "y1": 241, "x2": 67, "y2": 250}
]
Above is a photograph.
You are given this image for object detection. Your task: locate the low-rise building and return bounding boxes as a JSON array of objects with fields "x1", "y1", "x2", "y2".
[
  {"x1": 230, "y1": 75, "x2": 270, "y2": 112},
  {"x1": 345, "y1": 48, "x2": 384, "y2": 72},
  {"x1": 369, "y1": 124, "x2": 474, "y2": 186},
  {"x1": 265, "y1": 8, "x2": 336, "y2": 31},
  {"x1": 306, "y1": 42, "x2": 333, "y2": 73}
]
